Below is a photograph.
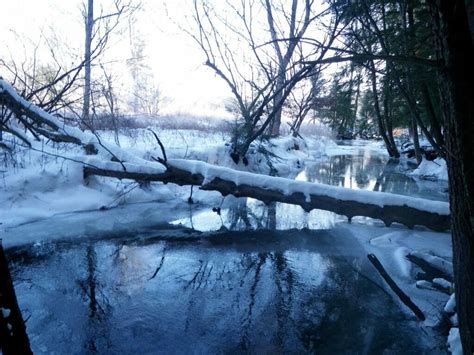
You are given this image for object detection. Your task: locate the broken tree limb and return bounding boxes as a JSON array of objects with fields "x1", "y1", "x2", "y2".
[
  {"x1": 406, "y1": 253, "x2": 453, "y2": 282},
  {"x1": 367, "y1": 253, "x2": 425, "y2": 321},
  {"x1": 0, "y1": 79, "x2": 146, "y2": 165}
]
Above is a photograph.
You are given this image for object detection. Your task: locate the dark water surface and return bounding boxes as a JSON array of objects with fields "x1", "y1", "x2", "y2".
[
  {"x1": 174, "y1": 145, "x2": 449, "y2": 232},
  {"x1": 7, "y1": 142, "x2": 448, "y2": 353},
  {"x1": 9, "y1": 229, "x2": 430, "y2": 354}
]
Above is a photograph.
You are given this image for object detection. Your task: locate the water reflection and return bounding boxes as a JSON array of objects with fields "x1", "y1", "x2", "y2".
[
  {"x1": 300, "y1": 147, "x2": 448, "y2": 202},
  {"x1": 9, "y1": 230, "x2": 433, "y2": 353},
  {"x1": 173, "y1": 146, "x2": 448, "y2": 233},
  {"x1": 172, "y1": 198, "x2": 339, "y2": 232},
  {"x1": 299, "y1": 151, "x2": 386, "y2": 191}
]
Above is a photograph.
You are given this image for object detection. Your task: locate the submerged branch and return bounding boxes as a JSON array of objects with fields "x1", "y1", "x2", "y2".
[{"x1": 368, "y1": 253, "x2": 425, "y2": 321}]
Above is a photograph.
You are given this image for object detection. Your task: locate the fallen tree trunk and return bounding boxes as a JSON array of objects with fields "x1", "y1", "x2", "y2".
[
  {"x1": 83, "y1": 158, "x2": 450, "y2": 231},
  {"x1": 1, "y1": 79, "x2": 450, "y2": 232}
]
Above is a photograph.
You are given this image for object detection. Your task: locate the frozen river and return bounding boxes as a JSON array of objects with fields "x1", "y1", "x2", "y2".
[{"x1": 5, "y1": 141, "x2": 450, "y2": 353}]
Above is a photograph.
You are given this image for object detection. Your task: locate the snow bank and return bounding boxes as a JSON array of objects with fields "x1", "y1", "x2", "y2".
[
  {"x1": 0, "y1": 144, "x2": 174, "y2": 228},
  {"x1": 200, "y1": 136, "x2": 310, "y2": 178},
  {"x1": 325, "y1": 139, "x2": 386, "y2": 156},
  {"x1": 410, "y1": 251, "x2": 453, "y2": 276},
  {"x1": 447, "y1": 328, "x2": 462, "y2": 355},
  {"x1": 333, "y1": 224, "x2": 452, "y2": 351},
  {"x1": 411, "y1": 158, "x2": 448, "y2": 181}
]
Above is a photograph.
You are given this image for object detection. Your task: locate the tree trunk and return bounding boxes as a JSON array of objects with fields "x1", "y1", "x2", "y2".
[
  {"x1": 83, "y1": 159, "x2": 450, "y2": 232},
  {"x1": 382, "y1": 82, "x2": 400, "y2": 158},
  {"x1": 403, "y1": 0, "x2": 422, "y2": 165},
  {"x1": 83, "y1": 0, "x2": 94, "y2": 128},
  {"x1": 420, "y1": 81, "x2": 445, "y2": 149},
  {"x1": 435, "y1": 0, "x2": 474, "y2": 352},
  {"x1": 369, "y1": 63, "x2": 398, "y2": 157},
  {"x1": 352, "y1": 71, "x2": 361, "y2": 135},
  {"x1": 411, "y1": 118, "x2": 422, "y2": 164},
  {"x1": 0, "y1": 242, "x2": 32, "y2": 354},
  {"x1": 270, "y1": 76, "x2": 284, "y2": 136}
]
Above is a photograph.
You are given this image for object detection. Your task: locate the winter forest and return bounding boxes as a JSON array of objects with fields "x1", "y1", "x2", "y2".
[{"x1": 0, "y1": 0, "x2": 473, "y2": 353}]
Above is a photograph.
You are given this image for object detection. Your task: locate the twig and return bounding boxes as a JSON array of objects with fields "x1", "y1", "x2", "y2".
[
  {"x1": 149, "y1": 248, "x2": 167, "y2": 280},
  {"x1": 87, "y1": 125, "x2": 127, "y2": 172},
  {"x1": 188, "y1": 185, "x2": 194, "y2": 204},
  {"x1": 148, "y1": 128, "x2": 167, "y2": 164},
  {"x1": 368, "y1": 253, "x2": 425, "y2": 321}
]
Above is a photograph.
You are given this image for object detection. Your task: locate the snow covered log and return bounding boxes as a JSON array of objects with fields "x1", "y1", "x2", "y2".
[
  {"x1": 84, "y1": 159, "x2": 450, "y2": 232},
  {"x1": 0, "y1": 79, "x2": 450, "y2": 232}
]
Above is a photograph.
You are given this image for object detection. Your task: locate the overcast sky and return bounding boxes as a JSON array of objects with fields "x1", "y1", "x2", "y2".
[{"x1": 1, "y1": 0, "x2": 233, "y2": 116}]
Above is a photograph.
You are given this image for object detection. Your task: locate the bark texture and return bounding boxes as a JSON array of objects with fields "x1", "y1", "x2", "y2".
[
  {"x1": 0, "y1": 242, "x2": 32, "y2": 354},
  {"x1": 436, "y1": 0, "x2": 474, "y2": 352},
  {"x1": 83, "y1": 0, "x2": 94, "y2": 126},
  {"x1": 84, "y1": 160, "x2": 451, "y2": 232}
]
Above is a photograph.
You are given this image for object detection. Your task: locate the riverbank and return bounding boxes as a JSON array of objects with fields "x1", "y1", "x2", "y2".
[{"x1": 1, "y1": 131, "x2": 457, "y2": 353}]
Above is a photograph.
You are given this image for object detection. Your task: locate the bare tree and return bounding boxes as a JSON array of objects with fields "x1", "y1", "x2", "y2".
[
  {"x1": 82, "y1": 0, "x2": 138, "y2": 129},
  {"x1": 97, "y1": 64, "x2": 121, "y2": 145},
  {"x1": 263, "y1": 0, "x2": 316, "y2": 135},
  {"x1": 126, "y1": 24, "x2": 163, "y2": 116},
  {"x1": 286, "y1": 66, "x2": 324, "y2": 137},
  {"x1": 189, "y1": 0, "x2": 343, "y2": 162},
  {"x1": 83, "y1": 0, "x2": 94, "y2": 127},
  {"x1": 0, "y1": 30, "x2": 105, "y2": 143}
]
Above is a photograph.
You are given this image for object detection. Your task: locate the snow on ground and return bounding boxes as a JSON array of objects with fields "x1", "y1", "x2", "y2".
[
  {"x1": 324, "y1": 139, "x2": 387, "y2": 156},
  {"x1": 334, "y1": 224, "x2": 456, "y2": 351},
  {"x1": 448, "y1": 328, "x2": 462, "y2": 355},
  {"x1": 0, "y1": 128, "x2": 324, "y2": 236},
  {"x1": 410, "y1": 158, "x2": 448, "y2": 181},
  {"x1": 0, "y1": 127, "x2": 459, "y2": 353},
  {"x1": 98, "y1": 129, "x2": 310, "y2": 177},
  {"x1": 0, "y1": 143, "x2": 174, "y2": 228}
]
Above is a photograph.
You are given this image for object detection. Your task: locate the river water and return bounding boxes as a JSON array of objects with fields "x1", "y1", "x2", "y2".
[
  {"x1": 173, "y1": 142, "x2": 448, "y2": 231},
  {"x1": 7, "y1": 142, "x2": 449, "y2": 354}
]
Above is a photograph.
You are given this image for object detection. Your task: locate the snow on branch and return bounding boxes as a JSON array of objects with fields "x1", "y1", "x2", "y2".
[
  {"x1": 1, "y1": 79, "x2": 450, "y2": 231},
  {"x1": 0, "y1": 79, "x2": 160, "y2": 168},
  {"x1": 85, "y1": 158, "x2": 450, "y2": 231}
]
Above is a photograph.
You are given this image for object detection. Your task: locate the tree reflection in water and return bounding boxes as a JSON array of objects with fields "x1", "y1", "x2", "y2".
[
  {"x1": 6, "y1": 149, "x2": 448, "y2": 353},
  {"x1": 8, "y1": 230, "x2": 436, "y2": 353}
]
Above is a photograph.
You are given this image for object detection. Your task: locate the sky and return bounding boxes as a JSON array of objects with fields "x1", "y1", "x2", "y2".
[
  {"x1": 1, "y1": 0, "x2": 233, "y2": 117},
  {"x1": 1, "y1": 0, "x2": 333, "y2": 120}
]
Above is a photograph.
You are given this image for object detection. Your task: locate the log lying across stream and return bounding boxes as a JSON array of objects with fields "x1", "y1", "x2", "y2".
[
  {"x1": 1, "y1": 79, "x2": 450, "y2": 232},
  {"x1": 83, "y1": 158, "x2": 450, "y2": 231}
]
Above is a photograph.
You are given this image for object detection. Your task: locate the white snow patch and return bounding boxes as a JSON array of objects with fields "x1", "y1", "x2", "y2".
[
  {"x1": 394, "y1": 247, "x2": 412, "y2": 277},
  {"x1": 1, "y1": 308, "x2": 11, "y2": 318},
  {"x1": 410, "y1": 251, "x2": 453, "y2": 276},
  {"x1": 433, "y1": 278, "x2": 452, "y2": 290},
  {"x1": 450, "y1": 314, "x2": 458, "y2": 327},
  {"x1": 447, "y1": 328, "x2": 462, "y2": 355},
  {"x1": 415, "y1": 280, "x2": 434, "y2": 290},
  {"x1": 444, "y1": 294, "x2": 456, "y2": 313},
  {"x1": 411, "y1": 158, "x2": 448, "y2": 181}
]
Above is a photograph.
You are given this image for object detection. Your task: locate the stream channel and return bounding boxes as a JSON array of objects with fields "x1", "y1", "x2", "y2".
[{"x1": 6, "y1": 141, "x2": 449, "y2": 353}]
